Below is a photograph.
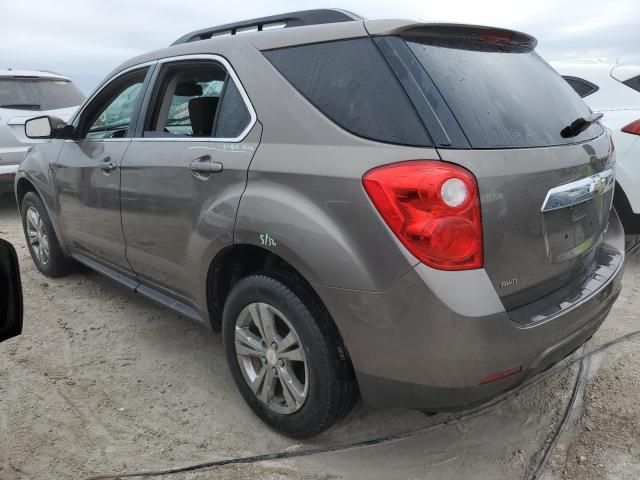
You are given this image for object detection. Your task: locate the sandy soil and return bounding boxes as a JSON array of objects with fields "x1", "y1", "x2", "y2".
[{"x1": 0, "y1": 192, "x2": 638, "y2": 480}]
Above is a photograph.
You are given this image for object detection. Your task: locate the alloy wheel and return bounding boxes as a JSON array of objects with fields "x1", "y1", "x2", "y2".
[
  {"x1": 26, "y1": 207, "x2": 50, "y2": 266},
  {"x1": 234, "y1": 302, "x2": 309, "y2": 414}
]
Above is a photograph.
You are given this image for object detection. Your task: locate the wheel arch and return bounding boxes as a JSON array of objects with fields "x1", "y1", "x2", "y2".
[
  {"x1": 15, "y1": 176, "x2": 39, "y2": 210},
  {"x1": 206, "y1": 244, "x2": 351, "y2": 357},
  {"x1": 15, "y1": 174, "x2": 68, "y2": 253},
  {"x1": 613, "y1": 181, "x2": 640, "y2": 234}
]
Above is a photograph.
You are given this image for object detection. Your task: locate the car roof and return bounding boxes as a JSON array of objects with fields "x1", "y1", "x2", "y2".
[
  {"x1": 110, "y1": 17, "x2": 535, "y2": 79},
  {"x1": 0, "y1": 69, "x2": 70, "y2": 81}
]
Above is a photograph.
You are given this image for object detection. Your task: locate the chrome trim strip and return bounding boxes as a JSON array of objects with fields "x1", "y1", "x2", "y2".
[
  {"x1": 64, "y1": 139, "x2": 130, "y2": 143},
  {"x1": 541, "y1": 168, "x2": 615, "y2": 213},
  {"x1": 70, "y1": 54, "x2": 257, "y2": 144},
  {"x1": 70, "y1": 60, "x2": 158, "y2": 126}
]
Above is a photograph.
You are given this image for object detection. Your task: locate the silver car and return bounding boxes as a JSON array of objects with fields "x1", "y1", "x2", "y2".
[
  {"x1": 0, "y1": 69, "x2": 84, "y2": 192},
  {"x1": 15, "y1": 10, "x2": 624, "y2": 438}
]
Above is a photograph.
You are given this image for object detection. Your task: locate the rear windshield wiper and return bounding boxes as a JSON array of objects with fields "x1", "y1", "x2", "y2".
[
  {"x1": 0, "y1": 103, "x2": 41, "y2": 110},
  {"x1": 560, "y1": 112, "x2": 603, "y2": 138}
]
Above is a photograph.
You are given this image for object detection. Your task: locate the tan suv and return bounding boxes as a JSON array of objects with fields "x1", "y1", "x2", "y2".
[{"x1": 16, "y1": 9, "x2": 624, "y2": 438}]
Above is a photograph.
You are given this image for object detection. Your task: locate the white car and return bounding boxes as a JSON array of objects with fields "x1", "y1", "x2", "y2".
[
  {"x1": 0, "y1": 70, "x2": 84, "y2": 193},
  {"x1": 551, "y1": 60, "x2": 640, "y2": 234}
]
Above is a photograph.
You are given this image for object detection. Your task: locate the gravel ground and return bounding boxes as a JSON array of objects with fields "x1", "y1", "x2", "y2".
[{"x1": 0, "y1": 192, "x2": 638, "y2": 480}]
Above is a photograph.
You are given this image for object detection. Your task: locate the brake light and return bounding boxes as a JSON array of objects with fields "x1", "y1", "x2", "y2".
[
  {"x1": 477, "y1": 30, "x2": 514, "y2": 44},
  {"x1": 621, "y1": 119, "x2": 640, "y2": 136},
  {"x1": 363, "y1": 161, "x2": 483, "y2": 271}
]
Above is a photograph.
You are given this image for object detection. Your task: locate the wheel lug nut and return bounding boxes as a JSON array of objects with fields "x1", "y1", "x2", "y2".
[
  {"x1": 271, "y1": 342, "x2": 277, "y2": 349},
  {"x1": 278, "y1": 359, "x2": 285, "y2": 367}
]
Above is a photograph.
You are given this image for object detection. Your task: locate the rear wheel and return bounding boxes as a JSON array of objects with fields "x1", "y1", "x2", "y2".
[
  {"x1": 222, "y1": 273, "x2": 357, "y2": 438},
  {"x1": 21, "y1": 192, "x2": 75, "y2": 277}
]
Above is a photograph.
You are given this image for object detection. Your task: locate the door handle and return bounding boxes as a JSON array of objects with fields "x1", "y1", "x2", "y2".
[
  {"x1": 100, "y1": 157, "x2": 117, "y2": 173},
  {"x1": 190, "y1": 156, "x2": 223, "y2": 175}
]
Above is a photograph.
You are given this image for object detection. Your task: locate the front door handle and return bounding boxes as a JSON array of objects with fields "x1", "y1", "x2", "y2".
[
  {"x1": 100, "y1": 157, "x2": 117, "y2": 173},
  {"x1": 190, "y1": 156, "x2": 223, "y2": 175}
]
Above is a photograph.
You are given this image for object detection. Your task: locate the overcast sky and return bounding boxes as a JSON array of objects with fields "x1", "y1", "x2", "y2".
[{"x1": 2, "y1": 0, "x2": 639, "y2": 94}]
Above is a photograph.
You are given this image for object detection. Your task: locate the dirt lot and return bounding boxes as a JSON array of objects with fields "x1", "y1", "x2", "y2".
[{"x1": 0, "y1": 192, "x2": 638, "y2": 480}]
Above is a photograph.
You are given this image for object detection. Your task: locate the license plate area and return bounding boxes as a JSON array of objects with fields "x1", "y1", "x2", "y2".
[{"x1": 541, "y1": 169, "x2": 614, "y2": 264}]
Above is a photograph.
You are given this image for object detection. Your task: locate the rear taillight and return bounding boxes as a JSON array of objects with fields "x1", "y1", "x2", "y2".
[
  {"x1": 363, "y1": 160, "x2": 483, "y2": 271},
  {"x1": 621, "y1": 119, "x2": 640, "y2": 136}
]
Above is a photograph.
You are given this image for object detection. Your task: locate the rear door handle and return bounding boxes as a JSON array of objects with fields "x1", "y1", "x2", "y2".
[{"x1": 190, "y1": 156, "x2": 223, "y2": 175}]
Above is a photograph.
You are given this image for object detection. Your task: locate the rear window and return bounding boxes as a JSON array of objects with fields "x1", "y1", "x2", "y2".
[
  {"x1": 264, "y1": 38, "x2": 432, "y2": 146},
  {"x1": 406, "y1": 40, "x2": 604, "y2": 148},
  {"x1": 0, "y1": 78, "x2": 85, "y2": 111}
]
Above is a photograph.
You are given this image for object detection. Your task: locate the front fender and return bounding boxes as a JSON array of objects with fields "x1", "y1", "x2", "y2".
[{"x1": 15, "y1": 141, "x2": 66, "y2": 250}]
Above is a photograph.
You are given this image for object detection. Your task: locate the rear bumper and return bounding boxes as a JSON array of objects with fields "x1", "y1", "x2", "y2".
[
  {"x1": 0, "y1": 164, "x2": 19, "y2": 193},
  {"x1": 316, "y1": 210, "x2": 625, "y2": 409}
]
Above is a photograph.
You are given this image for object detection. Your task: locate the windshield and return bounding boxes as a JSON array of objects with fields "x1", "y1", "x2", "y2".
[
  {"x1": 0, "y1": 77, "x2": 85, "y2": 111},
  {"x1": 406, "y1": 39, "x2": 604, "y2": 148}
]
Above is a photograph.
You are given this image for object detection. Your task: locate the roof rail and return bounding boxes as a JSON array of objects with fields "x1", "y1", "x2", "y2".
[{"x1": 171, "y1": 9, "x2": 364, "y2": 45}]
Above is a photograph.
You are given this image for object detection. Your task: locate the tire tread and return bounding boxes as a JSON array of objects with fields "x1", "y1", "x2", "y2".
[{"x1": 222, "y1": 272, "x2": 357, "y2": 438}]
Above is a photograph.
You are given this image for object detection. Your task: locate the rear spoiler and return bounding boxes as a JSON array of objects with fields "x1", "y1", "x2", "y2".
[{"x1": 365, "y1": 21, "x2": 537, "y2": 50}]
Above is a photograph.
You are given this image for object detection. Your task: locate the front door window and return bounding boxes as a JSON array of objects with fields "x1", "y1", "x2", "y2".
[{"x1": 79, "y1": 69, "x2": 149, "y2": 139}]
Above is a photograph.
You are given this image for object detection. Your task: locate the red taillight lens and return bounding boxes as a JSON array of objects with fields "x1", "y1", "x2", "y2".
[
  {"x1": 363, "y1": 160, "x2": 483, "y2": 271},
  {"x1": 621, "y1": 119, "x2": 640, "y2": 136}
]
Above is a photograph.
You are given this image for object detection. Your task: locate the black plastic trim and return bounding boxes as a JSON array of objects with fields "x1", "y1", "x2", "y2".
[
  {"x1": 71, "y1": 251, "x2": 210, "y2": 327},
  {"x1": 373, "y1": 36, "x2": 470, "y2": 149}
]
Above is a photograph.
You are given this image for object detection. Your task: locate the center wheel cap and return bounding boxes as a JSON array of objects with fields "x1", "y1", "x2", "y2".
[{"x1": 266, "y1": 349, "x2": 278, "y2": 366}]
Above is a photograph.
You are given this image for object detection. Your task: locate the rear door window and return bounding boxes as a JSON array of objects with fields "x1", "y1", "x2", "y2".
[
  {"x1": 264, "y1": 38, "x2": 432, "y2": 147},
  {"x1": 406, "y1": 39, "x2": 603, "y2": 148},
  {"x1": 144, "y1": 61, "x2": 252, "y2": 139}
]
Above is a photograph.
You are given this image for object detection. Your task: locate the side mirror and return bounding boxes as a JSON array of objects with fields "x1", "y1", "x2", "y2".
[
  {"x1": 25, "y1": 115, "x2": 74, "y2": 140},
  {"x1": 25, "y1": 115, "x2": 52, "y2": 139},
  {"x1": 0, "y1": 238, "x2": 23, "y2": 343}
]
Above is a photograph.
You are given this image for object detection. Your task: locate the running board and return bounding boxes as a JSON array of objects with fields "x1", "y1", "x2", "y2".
[{"x1": 71, "y1": 251, "x2": 210, "y2": 328}]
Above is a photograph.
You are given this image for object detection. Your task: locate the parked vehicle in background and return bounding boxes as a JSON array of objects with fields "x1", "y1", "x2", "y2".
[
  {"x1": 551, "y1": 60, "x2": 640, "y2": 233},
  {"x1": 0, "y1": 70, "x2": 84, "y2": 193},
  {"x1": 15, "y1": 10, "x2": 624, "y2": 438}
]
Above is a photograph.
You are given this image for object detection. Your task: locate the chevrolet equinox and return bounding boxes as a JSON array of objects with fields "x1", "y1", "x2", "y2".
[{"x1": 15, "y1": 9, "x2": 624, "y2": 438}]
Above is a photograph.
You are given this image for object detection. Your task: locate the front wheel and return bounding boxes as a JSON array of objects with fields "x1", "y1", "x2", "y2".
[
  {"x1": 21, "y1": 192, "x2": 75, "y2": 277},
  {"x1": 222, "y1": 273, "x2": 357, "y2": 438}
]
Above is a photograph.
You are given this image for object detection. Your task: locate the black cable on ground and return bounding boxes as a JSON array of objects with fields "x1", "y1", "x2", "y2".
[
  {"x1": 80, "y1": 328, "x2": 640, "y2": 480},
  {"x1": 530, "y1": 346, "x2": 587, "y2": 480}
]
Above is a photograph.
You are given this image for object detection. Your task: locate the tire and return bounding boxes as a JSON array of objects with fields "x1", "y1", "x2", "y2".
[
  {"x1": 222, "y1": 273, "x2": 357, "y2": 438},
  {"x1": 21, "y1": 192, "x2": 75, "y2": 277}
]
